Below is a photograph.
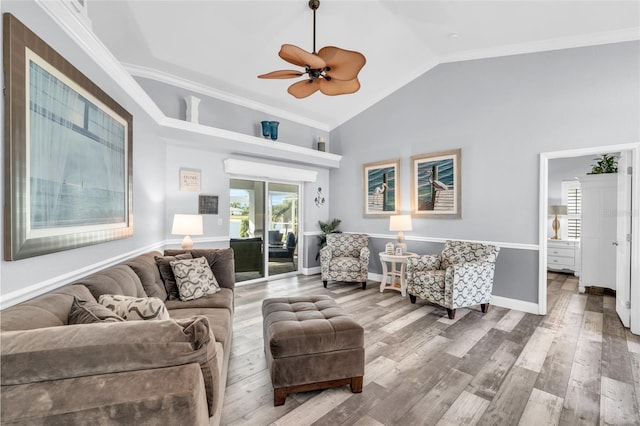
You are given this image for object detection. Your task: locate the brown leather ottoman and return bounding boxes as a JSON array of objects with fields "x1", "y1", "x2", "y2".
[{"x1": 262, "y1": 295, "x2": 365, "y2": 406}]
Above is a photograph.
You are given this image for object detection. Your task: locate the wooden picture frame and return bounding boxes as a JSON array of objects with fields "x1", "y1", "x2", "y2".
[
  {"x1": 363, "y1": 158, "x2": 400, "y2": 217},
  {"x1": 411, "y1": 149, "x2": 461, "y2": 219},
  {"x1": 3, "y1": 14, "x2": 133, "y2": 260}
]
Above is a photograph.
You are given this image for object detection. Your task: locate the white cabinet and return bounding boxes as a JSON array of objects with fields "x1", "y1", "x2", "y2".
[
  {"x1": 578, "y1": 174, "x2": 617, "y2": 292},
  {"x1": 547, "y1": 239, "x2": 580, "y2": 275}
]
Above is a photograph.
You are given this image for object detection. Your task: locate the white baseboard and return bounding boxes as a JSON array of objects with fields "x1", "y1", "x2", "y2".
[
  {"x1": 302, "y1": 266, "x2": 321, "y2": 275},
  {"x1": 368, "y1": 272, "x2": 383, "y2": 283},
  {"x1": 490, "y1": 295, "x2": 539, "y2": 315}
]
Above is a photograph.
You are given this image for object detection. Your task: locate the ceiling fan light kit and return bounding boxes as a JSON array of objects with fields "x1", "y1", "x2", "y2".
[{"x1": 258, "y1": 0, "x2": 366, "y2": 99}]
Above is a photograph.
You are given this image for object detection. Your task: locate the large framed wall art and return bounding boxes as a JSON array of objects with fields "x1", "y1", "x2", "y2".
[
  {"x1": 411, "y1": 149, "x2": 461, "y2": 219},
  {"x1": 3, "y1": 14, "x2": 133, "y2": 260},
  {"x1": 362, "y1": 158, "x2": 400, "y2": 217}
]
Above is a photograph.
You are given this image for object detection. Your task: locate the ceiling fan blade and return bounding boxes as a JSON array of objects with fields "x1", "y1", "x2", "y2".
[
  {"x1": 279, "y1": 44, "x2": 326, "y2": 69},
  {"x1": 317, "y1": 46, "x2": 366, "y2": 81},
  {"x1": 258, "y1": 70, "x2": 304, "y2": 79},
  {"x1": 319, "y1": 77, "x2": 361, "y2": 96},
  {"x1": 287, "y1": 79, "x2": 321, "y2": 99}
]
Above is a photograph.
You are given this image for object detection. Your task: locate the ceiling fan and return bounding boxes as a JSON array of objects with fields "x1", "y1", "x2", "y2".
[{"x1": 258, "y1": 0, "x2": 366, "y2": 99}]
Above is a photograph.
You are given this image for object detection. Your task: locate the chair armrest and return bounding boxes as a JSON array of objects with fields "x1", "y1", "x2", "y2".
[
  {"x1": 320, "y1": 246, "x2": 333, "y2": 262},
  {"x1": 444, "y1": 262, "x2": 497, "y2": 306},
  {"x1": 407, "y1": 255, "x2": 441, "y2": 274},
  {"x1": 359, "y1": 247, "x2": 370, "y2": 263}
]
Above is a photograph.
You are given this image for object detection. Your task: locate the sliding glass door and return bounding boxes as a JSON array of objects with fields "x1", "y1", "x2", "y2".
[{"x1": 229, "y1": 179, "x2": 299, "y2": 283}]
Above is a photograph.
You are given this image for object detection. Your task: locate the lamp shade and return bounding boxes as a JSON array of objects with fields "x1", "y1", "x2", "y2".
[
  {"x1": 172, "y1": 214, "x2": 203, "y2": 236},
  {"x1": 389, "y1": 215, "x2": 413, "y2": 232},
  {"x1": 548, "y1": 205, "x2": 568, "y2": 215}
]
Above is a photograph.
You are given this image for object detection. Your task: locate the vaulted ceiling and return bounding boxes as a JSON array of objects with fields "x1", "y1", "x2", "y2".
[{"x1": 88, "y1": 1, "x2": 640, "y2": 130}]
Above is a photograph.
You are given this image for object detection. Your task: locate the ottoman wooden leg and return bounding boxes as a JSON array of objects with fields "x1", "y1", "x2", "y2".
[
  {"x1": 274, "y1": 388, "x2": 288, "y2": 406},
  {"x1": 351, "y1": 376, "x2": 363, "y2": 393}
]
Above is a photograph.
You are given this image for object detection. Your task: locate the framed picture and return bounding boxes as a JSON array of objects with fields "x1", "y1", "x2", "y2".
[
  {"x1": 198, "y1": 195, "x2": 219, "y2": 215},
  {"x1": 411, "y1": 149, "x2": 461, "y2": 219},
  {"x1": 179, "y1": 168, "x2": 201, "y2": 191},
  {"x1": 3, "y1": 14, "x2": 133, "y2": 260},
  {"x1": 363, "y1": 158, "x2": 400, "y2": 217}
]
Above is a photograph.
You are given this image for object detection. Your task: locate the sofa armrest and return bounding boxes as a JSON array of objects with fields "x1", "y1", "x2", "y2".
[{"x1": 1, "y1": 316, "x2": 219, "y2": 416}]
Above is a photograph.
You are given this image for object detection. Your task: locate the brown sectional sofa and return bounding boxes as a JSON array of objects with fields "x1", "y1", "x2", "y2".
[{"x1": 0, "y1": 248, "x2": 234, "y2": 425}]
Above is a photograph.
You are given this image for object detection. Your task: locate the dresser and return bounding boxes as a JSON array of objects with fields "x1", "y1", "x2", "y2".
[{"x1": 547, "y1": 239, "x2": 580, "y2": 276}]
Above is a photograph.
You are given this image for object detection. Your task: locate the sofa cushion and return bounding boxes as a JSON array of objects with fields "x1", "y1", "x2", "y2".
[
  {"x1": 68, "y1": 298, "x2": 124, "y2": 324},
  {"x1": 164, "y1": 288, "x2": 234, "y2": 314},
  {"x1": 155, "y1": 253, "x2": 194, "y2": 300},
  {"x1": 169, "y1": 308, "x2": 232, "y2": 354},
  {"x1": 164, "y1": 248, "x2": 235, "y2": 290},
  {"x1": 75, "y1": 265, "x2": 147, "y2": 300},
  {"x1": 126, "y1": 251, "x2": 168, "y2": 301},
  {"x1": 98, "y1": 295, "x2": 170, "y2": 321},
  {"x1": 171, "y1": 257, "x2": 220, "y2": 301}
]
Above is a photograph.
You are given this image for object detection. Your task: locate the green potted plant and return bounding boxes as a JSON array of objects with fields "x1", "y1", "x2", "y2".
[
  {"x1": 590, "y1": 154, "x2": 618, "y2": 174},
  {"x1": 316, "y1": 218, "x2": 341, "y2": 260}
]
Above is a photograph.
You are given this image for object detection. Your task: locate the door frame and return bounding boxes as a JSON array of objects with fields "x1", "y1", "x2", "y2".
[{"x1": 538, "y1": 142, "x2": 640, "y2": 334}]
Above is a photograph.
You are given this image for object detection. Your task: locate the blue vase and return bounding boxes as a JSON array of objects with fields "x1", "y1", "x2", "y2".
[
  {"x1": 269, "y1": 121, "x2": 279, "y2": 141},
  {"x1": 260, "y1": 121, "x2": 271, "y2": 139}
]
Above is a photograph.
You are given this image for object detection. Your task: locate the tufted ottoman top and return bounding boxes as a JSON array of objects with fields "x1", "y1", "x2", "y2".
[{"x1": 262, "y1": 295, "x2": 364, "y2": 358}]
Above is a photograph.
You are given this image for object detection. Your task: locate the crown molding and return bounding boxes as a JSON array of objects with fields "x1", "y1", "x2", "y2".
[
  {"x1": 34, "y1": 0, "x2": 166, "y2": 122},
  {"x1": 124, "y1": 63, "x2": 331, "y2": 132}
]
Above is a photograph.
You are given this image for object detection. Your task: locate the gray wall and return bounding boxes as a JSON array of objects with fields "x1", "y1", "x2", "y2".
[
  {"x1": 0, "y1": 2, "x2": 166, "y2": 297},
  {"x1": 330, "y1": 41, "x2": 640, "y2": 303}
]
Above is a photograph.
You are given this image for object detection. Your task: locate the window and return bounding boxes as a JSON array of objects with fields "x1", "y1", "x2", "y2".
[{"x1": 561, "y1": 180, "x2": 581, "y2": 239}]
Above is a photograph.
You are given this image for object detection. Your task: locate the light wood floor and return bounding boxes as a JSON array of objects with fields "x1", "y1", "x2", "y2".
[{"x1": 221, "y1": 273, "x2": 640, "y2": 425}]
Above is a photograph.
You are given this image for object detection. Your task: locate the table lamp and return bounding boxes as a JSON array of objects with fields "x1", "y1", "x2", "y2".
[
  {"x1": 389, "y1": 214, "x2": 412, "y2": 254},
  {"x1": 172, "y1": 214, "x2": 203, "y2": 249},
  {"x1": 548, "y1": 205, "x2": 567, "y2": 240}
]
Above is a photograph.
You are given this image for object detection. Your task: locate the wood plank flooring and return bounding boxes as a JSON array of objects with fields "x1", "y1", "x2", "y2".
[{"x1": 221, "y1": 272, "x2": 640, "y2": 425}]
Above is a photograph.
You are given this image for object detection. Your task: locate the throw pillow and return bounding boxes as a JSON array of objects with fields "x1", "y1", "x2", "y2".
[
  {"x1": 170, "y1": 256, "x2": 220, "y2": 302},
  {"x1": 155, "y1": 253, "x2": 193, "y2": 300},
  {"x1": 68, "y1": 297, "x2": 125, "y2": 324},
  {"x1": 98, "y1": 294, "x2": 171, "y2": 321}
]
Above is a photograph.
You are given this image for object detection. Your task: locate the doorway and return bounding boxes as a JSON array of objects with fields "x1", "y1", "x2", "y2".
[
  {"x1": 539, "y1": 144, "x2": 639, "y2": 334},
  {"x1": 229, "y1": 178, "x2": 300, "y2": 283}
]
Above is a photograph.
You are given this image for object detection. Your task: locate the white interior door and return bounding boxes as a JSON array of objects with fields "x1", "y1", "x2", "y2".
[{"x1": 616, "y1": 151, "x2": 632, "y2": 327}]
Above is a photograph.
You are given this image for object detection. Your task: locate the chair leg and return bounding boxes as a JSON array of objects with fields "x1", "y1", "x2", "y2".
[
  {"x1": 362, "y1": 281, "x2": 367, "y2": 290},
  {"x1": 323, "y1": 280, "x2": 328, "y2": 288},
  {"x1": 409, "y1": 295, "x2": 417, "y2": 304},
  {"x1": 481, "y1": 303, "x2": 489, "y2": 314},
  {"x1": 446, "y1": 308, "x2": 456, "y2": 320}
]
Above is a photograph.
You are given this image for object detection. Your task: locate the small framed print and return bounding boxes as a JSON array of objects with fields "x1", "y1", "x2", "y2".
[
  {"x1": 395, "y1": 247, "x2": 403, "y2": 255},
  {"x1": 198, "y1": 195, "x2": 219, "y2": 215},
  {"x1": 179, "y1": 168, "x2": 201, "y2": 192}
]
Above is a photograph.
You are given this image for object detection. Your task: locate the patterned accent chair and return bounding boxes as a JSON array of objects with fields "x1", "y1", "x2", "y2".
[
  {"x1": 406, "y1": 240, "x2": 500, "y2": 319},
  {"x1": 320, "y1": 233, "x2": 370, "y2": 290}
]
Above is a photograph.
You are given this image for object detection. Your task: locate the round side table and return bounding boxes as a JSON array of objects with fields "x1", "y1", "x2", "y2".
[{"x1": 378, "y1": 252, "x2": 418, "y2": 297}]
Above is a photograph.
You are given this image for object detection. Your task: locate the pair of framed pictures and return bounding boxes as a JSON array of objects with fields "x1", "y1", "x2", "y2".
[{"x1": 363, "y1": 149, "x2": 461, "y2": 219}]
